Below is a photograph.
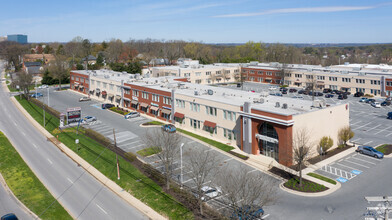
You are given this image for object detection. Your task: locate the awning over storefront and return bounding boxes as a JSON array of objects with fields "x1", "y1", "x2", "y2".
[
  {"x1": 79, "y1": 86, "x2": 84, "y2": 89},
  {"x1": 174, "y1": 112, "x2": 184, "y2": 119},
  {"x1": 265, "y1": 78, "x2": 272, "y2": 80},
  {"x1": 216, "y1": 77, "x2": 222, "y2": 80},
  {"x1": 101, "y1": 91, "x2": 107, "y2": 96},
  {"x1": 108, "y1": 93, "x2": 114, "y2": 98},
  {"x1": 161, "y1": 108, "x2": 171, "y2": 115},
  {"x1": 140, "y1": 102, "x2": 149, "y2": 108},
  {"x1": 89, "y1": 89, "x2": 94, "y2": 93},
  {"x1": 204, "y1": 120, "x2": 216, "y2": 128},
  {"x1": 131, "y1": 100, "x2": 138, "y2": 105},
  {"x1": 317, "y1": 81, "x2": 325, "y2": 84},
  {"x1": 115, "y1": 95, "x2": 121, "y2": 100},
  {"x1": 150, "y1": 106, "x2": 159, "y2": 111},
  {"x1": 123, "y1": 97, "x2": 131, "y2": 101}
]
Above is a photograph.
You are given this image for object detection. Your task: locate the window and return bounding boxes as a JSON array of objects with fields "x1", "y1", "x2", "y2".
[
  {"x1": 223, "y1": 110, "x2": 236, "y2": 121},
  {"x1": 250, "y1": 70, "x2": 255, "y2": 74},
  {"x1": 258, "y1": 71, "x2": 263, "y2": 75},
  {"x1": 176, "y1": 99, "x2": 185, "y2": 108},
  {"x1": 223, "y1": 128, "x2": 236, "y2": 140},
  {"x1": 317, "y1": 76, "x2": 325, "y2": 80},
  {"x1": 71, "y1": 76, "x2": 75, "y2": 80},
  {"x1": 356, "y1": 79, "x2": 365, "y2": 84},
  {"x1": 204, "y1": 125, "x2": 216, "y2": 134},
  {"x1": 190, "y1": 119, "x2": 201, "y2": 129},
  {"x1": 216, "y1": 71, "x2": 221, "y2": 75},
  {"x1": 342, "y1": 78, "x2": 351, "y2": 83},
  {"x1": 91, "y1": 80, "x2": 95, "y2": 85},
  {"x1": 195, "y1": 72, "x2": 201, "y2": 76},
  {"x1": 266, "y1": 72, "x2": 273, "y2": 76},
  {"x1": 97, "y1": 81, "x2": 101, "y2": 87},
  {"x1": 76, "y1": 77, "x2": 79, "y2": 81},
  {"x1": 329, "y1": 77, "x2": 337, "y2": 81},
  {"x1": 110, "y1": 84, "x2": 114, "y2": 90},
  {"x1": 249, "y1": 77, "x2": 255, "y2": 81},
  {"x1": 117, "y1": 86, "x2": 121, "y2": 93},
  {"x1": 132, "y1": 90, "x2": 139, "y2": 96},
  {"x1": 258, "y1": 77, "x2": 263, "y2": 82},
  {"x1": 234, "y1": 69, "x2": 239, "y2": 73},
  {"x1": 152, "y1": 94, "x2": 159, "y2": 102},
  {"x1": 295, "y1": 74, "x2": 302, "y2": 78},
  {"x1": 371, "y1": 80, "x2": 381, "y2": 85},
  {"x1": 205, "y1": 106, "x2": 217, "y2": 116},
  {"x1": 184, "y1": 73, "x2": 190, "y2": 77},
  {"x1": 206, "y1": 71, "x2": 211, "y2": 76},
  {"x1": 286, "y1": 73, "x2": 292, "y2": 77},
  {"x1": 387, "y1": 82, "x2": 392, "y2": 86},
  {"x1": 103, "y1": 82, "x2": 107, "y2": 89},
  {"x1": 242, "y1": 69, "x2": 247, "y2": 73},
  {"x1": 195, "y1": 79, "x2": 202, "y2": 84},
  {"x1": 124, "y1": 89, "x2": 130, "y2": 95},
  {"x1": 190, "y1": 102, "x2": 200, "y2": 112},
  {"x1": 142, "y1": 92, "x2": 149, "y2": 99},
  {"x1": 306, "y1": 75, "x2": 313, "y2": 79}
]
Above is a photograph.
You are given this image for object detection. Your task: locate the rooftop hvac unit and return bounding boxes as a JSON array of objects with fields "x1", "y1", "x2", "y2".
[
  {"x1": 382, "y1": 69, "x2": 389, "y2": 72},
  {"x1": 253, "y1": 98, "x2": 264, "y2": 104},
  {"x1": 275, "y1": 102, "x2": 280, "y2": 108},
  {"x1": 93, "y1": 73, "x2": 97, "y2": 76},
  {"x1": 194, "y1": 91, "x2": 199, "y2": 96},
  {"x1": 282, "y1": 103, "x2": 288, "y2": 109},
  {"x1": 122, "y1": 71, "x2": 127, "y2": 74},
  {"x1": 207, "y1": 89, "x2": 213, "y2": 95},
  {"x1": 104, "y1": 75, "x2": 110, "y2": 78}
]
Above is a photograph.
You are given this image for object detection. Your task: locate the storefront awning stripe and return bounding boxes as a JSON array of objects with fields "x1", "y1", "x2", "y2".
[
  {"x1": 204, "y1": 120, "x2": 216, "y2": 128},
  {"x1": 161, "y1": 108, "x2": 171, "y2": 115},
  {"x1": 140, "y1": 102, "x2": 149, "y2": 108},
  {"x1": 174, "y1": 112, "x2": 184, "y2": 119},
  {"x1": 150, "y1": 106, "x2": 159, "y2": 111},
  {"x1": 131, "y1": 100, "x2": 138, "y2": 105}
]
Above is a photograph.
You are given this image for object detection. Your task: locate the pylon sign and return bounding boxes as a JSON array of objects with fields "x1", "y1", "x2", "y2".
[{"x1": 66, "y1": 107, "x2": 82, "y2": 124}]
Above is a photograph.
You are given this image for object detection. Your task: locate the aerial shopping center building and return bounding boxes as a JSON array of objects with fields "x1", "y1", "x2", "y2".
[{"x1": 70, "y1": 69, "x2": 349, "y2": 166}]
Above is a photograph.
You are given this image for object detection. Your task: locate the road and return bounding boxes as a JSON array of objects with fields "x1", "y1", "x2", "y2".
[
  {"x1": 49, "y1": 81, "x2": 392, "y2": 219},
  {"x1": 0, "y1": 61, "x2": 147, "y2": 220}
]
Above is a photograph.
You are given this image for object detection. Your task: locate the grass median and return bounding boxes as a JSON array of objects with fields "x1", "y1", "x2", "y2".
[
  {"x1": 16, "y1": 97, "x2": 193, "y2": 219},
  {"x1": 0, "y1": 131, "x2": 72, "y2": 220},
  {"x1": 307, "y1": 173, "x2": 337, "y2": 185},
  {"x1": 176, "y1": 128, "x2": 234, "y2": 152}
]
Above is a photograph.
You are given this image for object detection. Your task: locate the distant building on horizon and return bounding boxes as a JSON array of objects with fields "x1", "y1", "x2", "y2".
[{"x1": 7, "y1": 34, "x2": 28, "y2": 44}]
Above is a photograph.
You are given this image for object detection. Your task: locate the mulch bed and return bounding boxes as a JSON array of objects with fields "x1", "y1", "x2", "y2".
[
  {"x1": 377, "y1": 144, "x2": 392, "y2": 155},
  {"x1": 269, "y1": 166, "x2": 296, "y2": 180},
  {"x1": 308, "y1": 145, "x2": 353, "y2": 165}
]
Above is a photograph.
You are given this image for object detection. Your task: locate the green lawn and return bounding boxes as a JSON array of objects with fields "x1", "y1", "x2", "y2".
[
  {"x1": 143, "y1": 121, "x2": 164, "y2": 126},
  {"x1": 16, "y1": 97, "x2": 193, "y2": 220},
  {"x1": 0, "y1": 131, "x2": 72, "y2": 220},
  {"x1": 8, "y1": 84, "x2": 38, "y2": 92},
  {"x1": 137, "y1": 147, "x2": 161, "y2": 157},
  {"x1": 177, "y1": 128, "x2": 235, "y2": 152},
  {"x1": 284, "y1": 177, "x2": 327, "y2": 193},
  {"x1": 307, "y1": 173, "x2": 337, "y2": 185}
]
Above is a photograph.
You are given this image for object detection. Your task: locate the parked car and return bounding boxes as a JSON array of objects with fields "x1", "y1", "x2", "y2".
[
  {"x1": 125, "y1": 112, "x2": 140, "y2": 119},
  {"x1": 200, "y1": 186, "x2": 222, "y2": 201},
  {"x1": 236, "y1": 83, "x2": 241, "y2": 88},
  {"x1": 289, "y1": 88, "x2": 297, "y2": 93},
  {"x1": 281, "y1": 90, "x2": 287, "y2": 94},
  {"x1": 338, "y1": 94, "x2": 347, "y2": 99},
  {"x1": 231, "y1": 206, "x2": 264, "y2": 220},
  {"x1": 298, "y1": 90, "x2": 305, "y2": 94},
  {"x1": 386, "y1": 97, "x2": 392, "y2": 102},
  {"x1": 356, "y1": 146, "x2": 384, "y2": 159},
  {"x1": 354, "y1": 92, "x2": 364, "y2": 97},
  {"x1": 344, "y1": 91, "x2": 351, "y2": 95},
  {"x1": 387, "y1": 112, "x2": 392, "y2": 119},
  {"x1": 268, "y1": 87, "x2": 278, "y2": 91},
  {"x1": 359, "y1": 97, "x2": 369, "y2": 102},
  {"x1": 161, "y1": 124, "x2": 176, "y2": 133},
  {"x1": 381, "y1": 101, "x2": 391, "y2": 106},
  {"x1": 323, "y1": 88, "x2": 332, "y2": 93},
  {"x1": 371, "y1": 102, "x2": 381, "y2": 108},
  {"x1": 102, "y1": 103, "x2": 115, "y2": 109},
  {"x1": 292, "y1": 96, "x2": 304, "y2": 99},
  {"x1": 325, "y1": 94, "x2": 334, "y2": 98},
  {"x1": 366, "y1": 99, "x2": 376, "y2": 104},
  {"x1": 30, "y1": 93, "x2": 43, "y2": 98},
  {"x1": 38, "y1": 84, "x2": 48, "y2": 89},
  {"x1": 79, "y1": 97, "x2": 91, "y2": 102},
  {"x1": 1, "y1": 213, "x2": 18, "y2": 220},
  {"x1": 315, "y1": 92, "x2": 323, "y2": 96},
  {"x1": 82, "y1": 116, "x2": 97, "y2": 123}
]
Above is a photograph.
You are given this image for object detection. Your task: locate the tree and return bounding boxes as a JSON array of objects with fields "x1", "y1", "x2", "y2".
[
  {"x1": 1, "y1": 42, "x2": 27, "y2": 73},
  {"x1": 46, "y1": 55, "x2": 69, "y2": 90},
  {"x1": 292, "y1": 129, "x2": 312, "y2": 187},
  {"x1": 142, "y1": 129, "x2": 183, "y2": 190},
  {"x1": 43, "y1": 45, "x2": 53, "y2": 54},
  {"x1": 184, "y1": 148, "x2": 219, "y2": 215},
  {"x1": 338, "y1": 126, "x2": 354, "y2": 147},
  {"x1": 106, "y1": 39, "x2": 124, "y2": 63},
  {"x1": 305, "y1": 73, "x2": 318, "y2": 101},
  {"x1": 215, "y1": 166, "x2": 277, "y2": 219},
  {"x1": 318, "y1": 136, "x2": 333, "y2": 155},
  {"x1": 14, "y1": 71, "x2": 33, "y2": 99}
]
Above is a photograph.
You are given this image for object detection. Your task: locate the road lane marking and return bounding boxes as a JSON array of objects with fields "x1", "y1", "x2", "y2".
[
  {"x1": 96, "y1": 204, "x2": 108, "y2": 215},
  {"x1": 204, "y1": 148, "x2": 214, "y2": 153},
  {"x1": 262, "y1": 214, "x2": 270, "y2": 219},
  {"x1": 47, "y1": 159, "x2": 53, "y2": 164},
  {"x1": 13, "y1": 122, "x2": 17, "y2": 126},
  {"x1": 354, "y1": 154, "x2": 381, "y2": 162},
  {"x1": 246, "y1": 169, "x2": 257, "y2": 174},
  {"x1": 344, "y1": 160, "x2": 370, "y2": 168},
  {"x1": 374, "y1": 126, "x2": 392, "y2": 135},
  {"x1": 386, "y1": 133, "x2": 392, "y2": 137},
  {"x1": 33, "y1": 144, "x2": 38, "y2": 149},
  {"x1": 350, "y1": 121, "x2": 362, "y2": 126},
  {"x1": 67, "y1": 178, "x2": 73, "y2": 184},
  {"x1": 222, "y1": 158, "x2": 233, "y2": 162}
]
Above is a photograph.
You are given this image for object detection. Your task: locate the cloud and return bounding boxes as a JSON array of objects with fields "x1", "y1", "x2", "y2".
[{"x1": 214, "y1": 5, "x2": 378, "y2": 18}]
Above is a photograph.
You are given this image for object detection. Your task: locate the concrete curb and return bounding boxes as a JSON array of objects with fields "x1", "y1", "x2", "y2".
[
  {"x1": 279, "y1": 180, "x2": 341, "y2": 197},
  {"x1": 9, "y1": 97, "x2": 167, "y2": 220},
  {"x1": 0, "y1": 170, "x2": 40, "y2": 220},
  {"x1": 375, "y1": 143, "x2": 392, "y2": 158}
]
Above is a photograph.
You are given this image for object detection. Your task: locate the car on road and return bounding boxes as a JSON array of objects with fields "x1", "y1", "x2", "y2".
[
  {"x1": 30, "y1": 93, "x2": 43, "y2": 98},
  {"x1": 236, "y1": 83, "x2": 241, "y2": 88},
  {"x1": 281, "y1": 89, "x2": 288, "y2": 94},
  {"x1": 315, "y1": 92, "x2": 323, "y2": 96},
  {"x1": 161, "y1": 124, "x2": 176, "y2": 133},
  {"x1": 82, "y1": 116, "x2": 97, "y2": 123},
  {"x1": 79, "y1": 97, "x2": 91, "y2": 102},
  {"x1": 231, "y1": 205, "x2": 264, "y2": 220},
  {"x1": 356, "y1": 146, "x2": 384, "y2": 159},
  {"x1": 388, "y1": 112, "x2": 392, "y2": 119},
  {"x1": 371, "y1": 102, "x2": 381, "y2": 108},
  {"x1": 359, "y1": 97, "x2": 369, "y2": 102},
  {"x1": 1, "y1": 213, "x2": 18, "y2": 220},
  {"x1": 269, "y1": 92, "x2": 283, "y2": 96},
  {"x1": 125, "y1": 112, "x2": 140, "y2": 119},
  {"x1": 289, "y1": 88, "x2": 297, "y2": 93},
  {"x1": 298, "y1": 89, "x2": 305, "y2": 94},
  {"x1": 325, "y1": 94, "x2": 334, "y2": 98},
  {"x1": 200, "y1": 186, "x2": 222, "y2": 201},
  {"x1": 102, "y1": 103, "x2": 115, "y2": 109},
  {"x1": 354, "y1": 92, "x2": 364, "y2": 97}
]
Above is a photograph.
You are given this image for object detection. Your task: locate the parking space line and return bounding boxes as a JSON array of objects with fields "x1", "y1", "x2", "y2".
[
  {"x1": 366, "y1": 124, "x2": 381, "y2": 132},
  {"x1": 354, "y1": 154, "x2": 381, "y2": 162},
  {"x1": 386, "y1": 133, "x2": 392, "y2": 137},
  {"x1": 336, "y1": 163, "x2": 362, "y2": 172},
  {"x1": 222, "y1": 158, "x2": 233, "y2": 162},
  {"x1": 246, "y1": 169, "x2": 257, "y2": 175},
  {"x1": 362, "y1": 141, "x2": 373, "y2": 145},
  {"x1": 374, "y1": 126, "x2": 392, "y2": 135},
  {"x1": 350, "y1": 121, "x2": 362, "y2": 126},
  {"x1": 350, "y1": 156, "x2": 376, "y2": 165},
  {"x1": 351, "y1": 138, "x2": 361, "y2": 143},
  {"x1": 344, "y1": 160, "x2": 370, "y2": 168},
  {"x1": 353, "y1": 122, "x2": 372, "y2": 130}
]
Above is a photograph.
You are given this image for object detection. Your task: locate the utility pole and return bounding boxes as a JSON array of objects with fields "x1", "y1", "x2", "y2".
[
  {"x1": 113, "y1": 129, "x2": 120, "y2": 180},
  {"x1": 180, "y1": 143, "x2": 184, "y2": 189},
  {"x1": 35, "y1": 80, "x2": 37, "y2": 98},
  {"x1": 47, "y1": 87, "x2": 50, "y2": 106}
]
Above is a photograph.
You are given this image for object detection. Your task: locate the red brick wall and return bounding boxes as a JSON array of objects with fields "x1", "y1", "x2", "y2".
[
  {"x1": 70, "y1": 71, "x2": 89, "y2": 94},
  {"x1": 241, "y1": 67, "x2": 281, "y2": 84},
  {"x1": 386, "y1": 78, "x2": 392, "y2": 94}
]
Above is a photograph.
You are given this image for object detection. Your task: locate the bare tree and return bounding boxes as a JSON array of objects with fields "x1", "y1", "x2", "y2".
[
  {"x1": 305, "y1": 73, "x2": 318, "y2": 101},
  {"x1": 143, "y1": 129, "x2": 182, "y2": 190},
  {"x1": 292, "y1": 129, "x2": 312, "y2": 187},
  {"x1": 106, "y1": 39, "x2": 124, "y2": 63},
  {"x1": 338, "y1": 126, "x2": 354, "y2": 147},
  {"x1": 184, "y1": 148, "x2": 219, "y2": 215},
  {"x1": 45, "y1": 55, "x2": 69, "y2": 90},
  {"x1": 210, "y1": 73, "x2": 217, "y2": 84},
  {"x1": 0, "y1": 42, "x2": 27, "y2": 74},
  {"x1": 14, "y1": 71, "x2": 33, "y2": 99},
  {"x1": 215, "y1": 166, "x2": 277, "y2": 219}
]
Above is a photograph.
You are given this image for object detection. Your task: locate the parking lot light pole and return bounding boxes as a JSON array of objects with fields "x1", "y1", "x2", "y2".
[
  {"x1": 47, "y1": 87, "x2": 50, "y2": 106},
  {"x1": 180, "y1": 143, "x2": 184, "y2": 189}
]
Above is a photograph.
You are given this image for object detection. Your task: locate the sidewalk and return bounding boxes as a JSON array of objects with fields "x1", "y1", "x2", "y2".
[{"x1": 9, "y1": 96, "x2": 167, "y2": 220}]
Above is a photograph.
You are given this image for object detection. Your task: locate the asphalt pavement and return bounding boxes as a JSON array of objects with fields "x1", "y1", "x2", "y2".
[{"x1": 0, "y1": 61, "x2": 147, "y2": 220}]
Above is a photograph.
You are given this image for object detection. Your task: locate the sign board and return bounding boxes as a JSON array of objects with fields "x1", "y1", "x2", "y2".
[
  {"x1": 60, "y1": 113, "x2": 65, "y2": 127},
  {"x1": 255, "y1": 134, "x2": 279, "y2": 144},
  {"x1": 66, "y1": 107, "x2": 82, "y2": 124},
  {"x1": 132, "y1": 96, "x2": 138, "y2": 101}
]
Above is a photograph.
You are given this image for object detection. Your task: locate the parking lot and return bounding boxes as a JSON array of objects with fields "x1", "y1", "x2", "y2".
[{"x1": 314, "y1": 151, "x2": 383, "y2": 183}]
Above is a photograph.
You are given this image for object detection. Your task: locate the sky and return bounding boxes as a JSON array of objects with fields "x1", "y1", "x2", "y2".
[{"x1": 1, "y1": 0, "x2": 392, "y2": 44}]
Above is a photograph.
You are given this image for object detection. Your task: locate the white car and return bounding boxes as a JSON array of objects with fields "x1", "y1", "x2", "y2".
[
  {"x1": 125, "y1": 112, "x2": 140, "y2": 119},
  {"x1": 371, "y1": 102, "x2": 381, "y2": 108},
  {"x1": 38, "y1": 84, "x2": 48, "y2": 89},
  {"x1": 268, "y1": 87, "x2": 278, "y2": 91},
  {"x1": 82, "y1": 116, "x2": 97, "y2": 123},
  {"x1": 79, "y1": 97, "x2": 91, "y2": 102},
  {"x1": 200, "y1": 186, "x2": 222, "y2": 201}
]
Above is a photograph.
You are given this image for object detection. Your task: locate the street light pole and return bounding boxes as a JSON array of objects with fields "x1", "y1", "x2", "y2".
[
  {"x1": 180, "y1": 143, "x2": 184, "y2": 189},
  {"x1": 47, "y1": 87, "x2": 50, "y2": 107}
]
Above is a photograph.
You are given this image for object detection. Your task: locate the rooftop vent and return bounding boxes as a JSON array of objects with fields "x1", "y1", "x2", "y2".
[
  {"x1": 282, "y1": 103, "x2": 288, "y2": 109},
  {"x1": 194, "y1": 91, "x2": 200, "y2": 96},
  {"x1": 122, "y1": 71, "x2": 127, "y2": 74},
  {"x1": 207, "y1": 89, "x2": 213, "y2": 95},
  {"x1": 253, "y1": 98, "x2": 264, "y2": 104},
  {"x1": 275, "y1": 102, "x2": 280, "y2": 108}
]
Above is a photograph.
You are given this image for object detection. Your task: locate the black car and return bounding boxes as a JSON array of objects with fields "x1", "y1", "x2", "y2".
[
  {"x1": 381, "y1": 101, "x2": 391, "y2": 106},
  {"x1": 345, "y1": 91, "x2": 351, "y2": 95},
  {"x1": 315, "y1": 92, "x2": 323, "y2": 96},
  {"x1": 282, "y1": 90, "x2": 287, "y2": 94},
  {"x1": 338, "y1": 94, "x2": 348, "y2": 99},
  {"x1": 298, "y1": 90, "x2": 305, "y2": 94},
  {"x1": 325, "y1": 94, "x2": 334, "y2": 98},
  {"x1": 354, "y1": 92, "x2": 364, "y2": 97},
  {"x1": 102, "y1": 103, "x2": 115, "y2": 109},
  {"x1": 323, "y1": 88, "x2": 332, "y2": 93},
  {"x1": 388, "y1": 112, "x2": 392, "y2": 119},
  {"x1": 236, "y1": 83, "x2": 241, "y2": 88},
  {"x1": 366, "y1": 99, "x2": 376, "y2": 104},
  {"x1": 289, "y1": 88, "x2": 297, "y2": 93},
  {"x1": 335, "y1": 90, "x2": 342, "y2": 95}
]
